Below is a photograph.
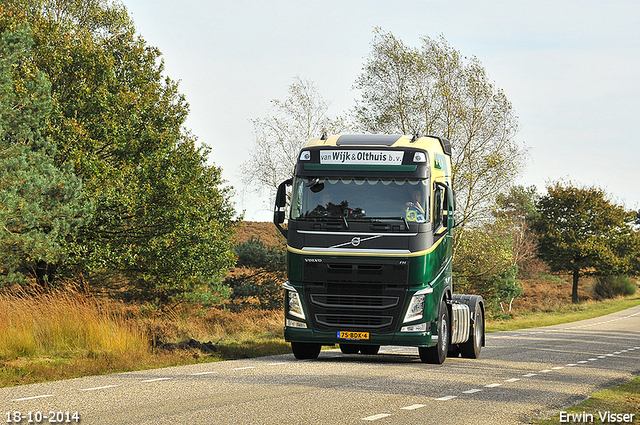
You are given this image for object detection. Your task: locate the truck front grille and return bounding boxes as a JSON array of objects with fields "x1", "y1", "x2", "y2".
[
  {"x1": 310, "y1": 294, "x2": 399, "y2": 310},
  {"x1": 303, "y1": 258, "x2": 409, "y2": 334},
  {"x1": 305, "y1": 283, "x2": 407, "y2": 334},
  {"x1": 315, "y1": 314, "x2": 394, "y2": 329}
]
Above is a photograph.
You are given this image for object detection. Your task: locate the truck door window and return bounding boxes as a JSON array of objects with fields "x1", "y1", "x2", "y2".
[{"x1": 433, "y1": 185, "x2": 445, "y2": 234}]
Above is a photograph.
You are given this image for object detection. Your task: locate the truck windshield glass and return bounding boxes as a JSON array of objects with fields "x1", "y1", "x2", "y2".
[{"x1": 291, "y1": 177, "x2": 429, "y2": 223}]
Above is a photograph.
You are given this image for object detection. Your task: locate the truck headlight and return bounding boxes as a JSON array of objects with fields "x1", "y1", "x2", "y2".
[
  {"x1": 403, "y1": 294, "x2": 425, "y2": 323},
  {"x1": 288, "y1": 291, "x2": 306, "y2": 320},
  {"x1": 283, "y1": 282, "x2": 305, "y2": 320},
  {"x1": 402, "y1": 287, "x2": 433, "y2": 323}
]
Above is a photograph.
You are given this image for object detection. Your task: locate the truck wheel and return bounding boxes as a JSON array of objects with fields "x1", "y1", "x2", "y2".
[
  {"x1": 460, "y1": 299, "x2": 484, "y2": 359},
  {"x1": 419, "y1": 298, "x2": 449, "y2": 364},
  {"x1": 291, "y1": 342, "x2": 321, "y2": 360},
  {"x1": 359, "y1": 345, "x2": 380, "y2": 355},
  {"x1": 340, "y1": 344, "x2": 360, "y2": 354}
]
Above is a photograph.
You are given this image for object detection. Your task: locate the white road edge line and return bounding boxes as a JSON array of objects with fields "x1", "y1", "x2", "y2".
[
  {"x1": 190, "y1": 371, "x2": 216, "y2": 375},
  {"x1": 233, "y1": 367, "x2": 256, "y2": 370},
  {"x1": 141, "y1": 377, "x2": 173, "y2": 382},
  {"x1": 11, "y1": 394, "x2": 54, "y2": 402}
]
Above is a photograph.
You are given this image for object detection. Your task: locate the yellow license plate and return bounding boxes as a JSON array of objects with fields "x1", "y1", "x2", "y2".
[{"x1": 337, "y1": 331, "x2": 369, "y2": 340}]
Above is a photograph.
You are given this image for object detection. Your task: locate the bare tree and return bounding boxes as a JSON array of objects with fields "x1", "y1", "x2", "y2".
[{"x1": 241, "y1": 77, "x2": 348, "y2": 198}]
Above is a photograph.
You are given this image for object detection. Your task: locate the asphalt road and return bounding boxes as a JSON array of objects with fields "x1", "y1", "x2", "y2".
[{"x1": 2, "y1": 305, "x2": 640, "y2": 424}]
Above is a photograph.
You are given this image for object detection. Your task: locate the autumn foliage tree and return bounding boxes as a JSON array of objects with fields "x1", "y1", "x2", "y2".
[{"x1": 531, "y1": 182, "x2": 640, "y2": 303}]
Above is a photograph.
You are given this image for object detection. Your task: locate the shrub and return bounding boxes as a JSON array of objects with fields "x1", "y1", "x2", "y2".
[
  {"x1": 593, "y1": 276, "x2": 637, "y2": 299},
  {"x1": 224, "y1": 236, "x2": 286, "y2": 311}
]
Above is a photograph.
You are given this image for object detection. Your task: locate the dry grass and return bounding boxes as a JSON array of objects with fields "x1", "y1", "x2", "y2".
[
  {"x1": 234, "y1": 221, "x2": 285, "y2": 247},
  {"x1": 0, "y1": 286, "x2": 286, "y2": 387},
  {"x1": 0, "y1": 288, "x2": 147, "y2": 361}
]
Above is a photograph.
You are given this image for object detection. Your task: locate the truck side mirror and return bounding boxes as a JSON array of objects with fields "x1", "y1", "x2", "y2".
[
  {"x1": 274, "y1": 178, "x2": 292, "y2": 238},
  {"x1": 436, "y1": 182, "x2": 456, "y2": 230}
]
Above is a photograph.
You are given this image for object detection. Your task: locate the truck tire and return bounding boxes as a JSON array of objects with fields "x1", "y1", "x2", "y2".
[
  {"x1": 359, "y1": 345, "x2": 380, "y2": 355},
  {"x1": 419, "y1": 298, "x2": 449, "y2": 364},
  {"x1": 291, "y1": 342, "x2": 321, "y2": 360},
  {"x1": 340, "y1": 344, "x2": 360, "y2": 354},
  {"x1": 459, "y1": 296, "x2": 484, "y2": 359}
]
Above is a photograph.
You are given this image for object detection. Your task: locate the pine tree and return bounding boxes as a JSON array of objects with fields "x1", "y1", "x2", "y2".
[{"x1": 0, "y1": 24, "x2": 90, "y2": 287}]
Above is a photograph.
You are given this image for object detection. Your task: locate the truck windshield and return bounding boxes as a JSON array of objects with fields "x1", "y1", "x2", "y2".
[{"x1": 291, "y1": 177, "x2": 429, "y2": 223}]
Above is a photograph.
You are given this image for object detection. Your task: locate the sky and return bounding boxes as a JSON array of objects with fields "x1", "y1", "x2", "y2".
[{"x1": 123, "y1": 0, "x2": 640, "y2": 222}]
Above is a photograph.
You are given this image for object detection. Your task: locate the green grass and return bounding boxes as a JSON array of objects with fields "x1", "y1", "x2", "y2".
[
  {"x1": 532, "y1": 376, "x2": 640, "y2": 424},
  {"x1": 487, "y1": 294, "x2": 640, "y2": 332}
]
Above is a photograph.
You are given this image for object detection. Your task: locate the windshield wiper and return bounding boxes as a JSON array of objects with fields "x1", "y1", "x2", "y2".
[
  {"x1": 299, "y1": 215, "x2": 349, "y2": 229},
  {"x1": 341, "y1": 215, "x2": 349, "y2": 229},
  {"x1": 371, "y1": 216, "x2": 410, "y2": 230}
]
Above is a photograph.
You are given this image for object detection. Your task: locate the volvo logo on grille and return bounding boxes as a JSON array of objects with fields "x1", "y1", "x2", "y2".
[{"x1": 351, "y1": 237, "x2": 361, "y2": 246}]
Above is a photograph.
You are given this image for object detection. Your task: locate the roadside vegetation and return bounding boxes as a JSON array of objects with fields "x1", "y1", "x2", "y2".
[
  {"x1": 1, "y1": 222, "x2": 638, "y2": 387},
  {"x1": 532, "y1": 376, "x2": 640, "y2": 425},
  {"x1": 0, "y1": 283, "x2": 289, "y2": 387}
]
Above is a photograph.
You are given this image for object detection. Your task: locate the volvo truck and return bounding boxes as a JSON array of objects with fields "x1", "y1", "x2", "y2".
[{"x1": 273, "y1": 134, "x2": 484, "y2": 364}]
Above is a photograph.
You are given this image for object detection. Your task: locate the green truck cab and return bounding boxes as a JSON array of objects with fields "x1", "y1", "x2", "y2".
[{"x1": 274, "y1": 134, "x2": 484, "y2": 364}]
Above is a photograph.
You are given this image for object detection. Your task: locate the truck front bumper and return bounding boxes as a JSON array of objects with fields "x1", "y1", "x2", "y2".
[{"x1": 284, "y1": 325, "x2": 437, "y2": 348}]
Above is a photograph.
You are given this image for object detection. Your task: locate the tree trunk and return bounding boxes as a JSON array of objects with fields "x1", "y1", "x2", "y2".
[{"x1": 572, "y1": 270, "x2": 580, "y2": 304}]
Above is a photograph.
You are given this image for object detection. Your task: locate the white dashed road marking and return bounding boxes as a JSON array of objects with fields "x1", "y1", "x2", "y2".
[
  {"x1": 401, "y1": 404, "x2": 426, "y2": 410},
  {"x1": 436, "y1": 395, "x2": 458, "y2": 401},
  {"x1": 81, "y1": 385, "x2": 119, "y2": 391},
  {"x1": 362, "y1": 413, "x2": 392, "y2": 421},
  {"x1": 11, "y1": 394, "x2": 54, "y2": 402},
  {"x1": 141, "y1": 377, "x2": 173, "y2": 382}
]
